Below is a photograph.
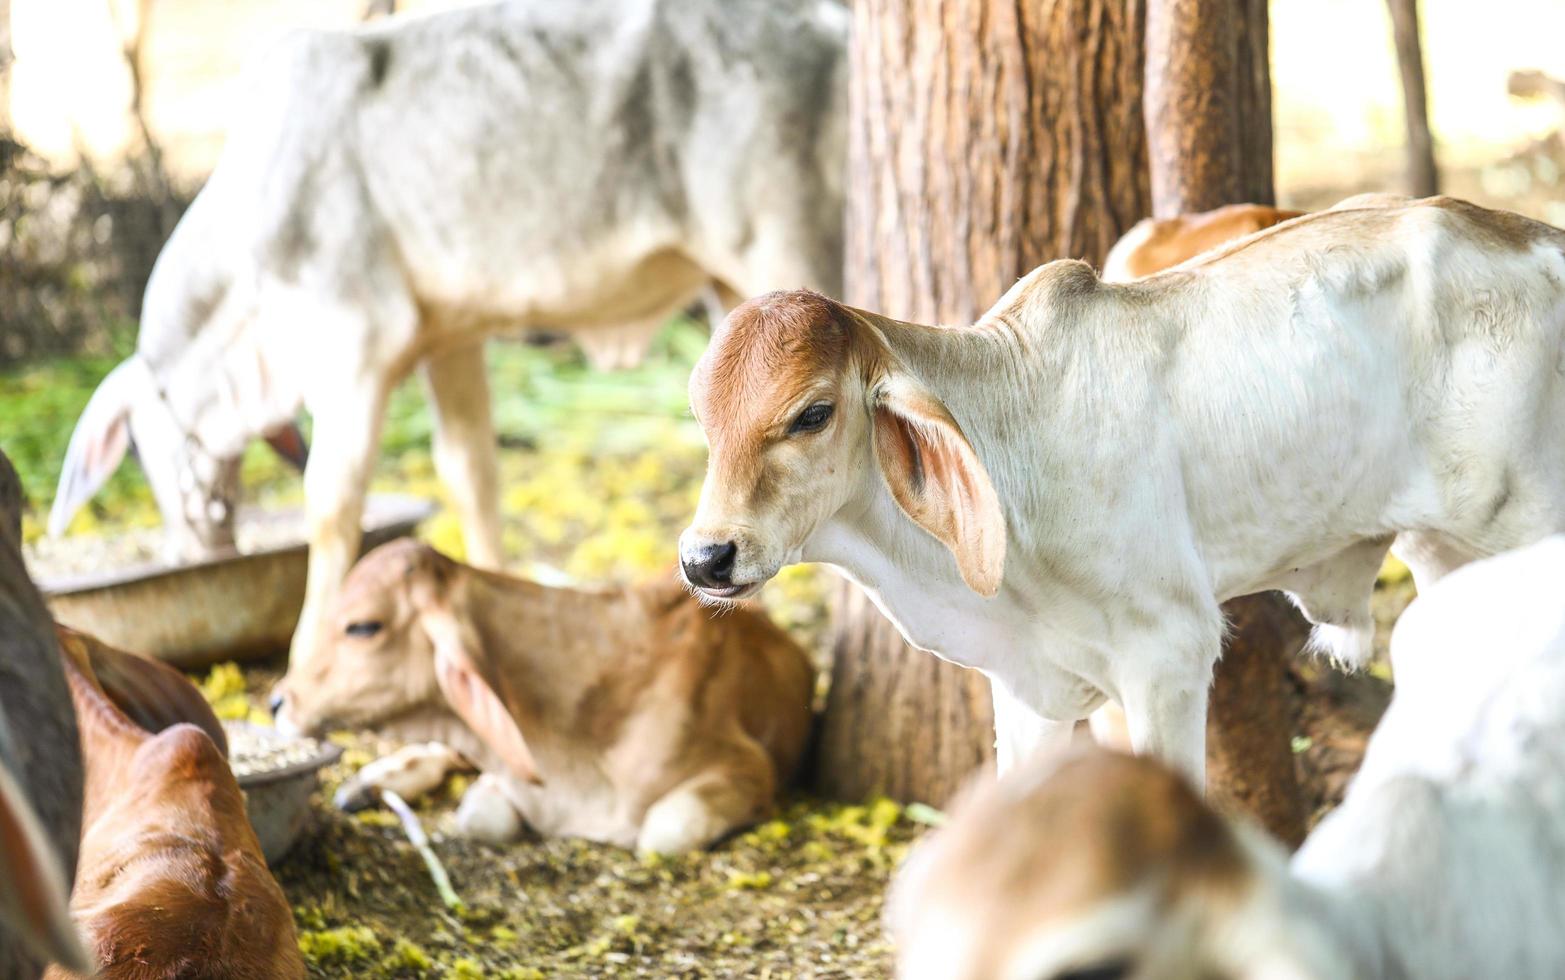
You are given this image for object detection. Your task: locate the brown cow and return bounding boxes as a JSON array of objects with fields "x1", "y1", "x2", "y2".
[
  {"x1": 272, "y1": 539, "x2": 816, "y2": 854},
  {"x1": 46, "y1": 629, "x2": 303, "y2": 980},
  {"x1": 1100, "y1": 202, "x2": 1305, "y2": 282}
]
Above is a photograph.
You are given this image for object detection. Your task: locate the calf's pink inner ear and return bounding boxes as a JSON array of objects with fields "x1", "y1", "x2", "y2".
[
  {"x1": 424, "y1": 609, "x2": 543, "y2": 786},
  {"x1": 871, "y1": 375, "x2": 1006, "y2": 597}
]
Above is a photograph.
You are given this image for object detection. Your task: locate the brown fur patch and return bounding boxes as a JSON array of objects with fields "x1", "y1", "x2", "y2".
[
  {"x1": 49, "y1": 633, "x2": 303, "y2": 980},
  {"x1": 913, "y1": 750, "x2": 1250, "y2": 937},
  {"x1": 1123, "y1": 204, "x2": 1305, "y2": 279}
]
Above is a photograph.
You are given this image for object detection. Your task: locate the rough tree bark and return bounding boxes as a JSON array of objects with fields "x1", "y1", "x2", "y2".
[
  {"x1": 815, "y1": 0, "x2": 1151, "y2": 807},
  {"x1": 1145, "y1": 0, "x2": 1309, "y2": 847},
  {"x1": 1385, "y1": 0, "x2": 1438, "y2": 197}
]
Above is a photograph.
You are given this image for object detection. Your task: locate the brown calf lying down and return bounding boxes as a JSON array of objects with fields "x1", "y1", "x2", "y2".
[
  {"x1": 46, "y1": 629, "x2": 303, "y2": 980},
  {"x1": 1101, "y1": 202, "x2": 1305, "y2": 282},
  {"x1": 273, "y1": 539, "x2": 815, "y2": 854}
]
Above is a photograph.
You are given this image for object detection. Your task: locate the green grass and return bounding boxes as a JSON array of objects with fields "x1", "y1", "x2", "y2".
[{"x1": 1, "y1": 318, "x2": 709, "y2": 545}]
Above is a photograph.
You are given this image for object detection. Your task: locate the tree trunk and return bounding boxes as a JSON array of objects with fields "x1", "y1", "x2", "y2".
[
  {"x1": 1385, "y1": 0, "x2": 1438, "y2": 197},
  {"x1": 0, "y1": 0, "x2": 12, "y2": 133},
  {"x1": 816, "y1": 0, "x2": 1150, "y2": 806},
  {"x1": 1145, "y1": 0, "x2": 1309, "y2": 847}
]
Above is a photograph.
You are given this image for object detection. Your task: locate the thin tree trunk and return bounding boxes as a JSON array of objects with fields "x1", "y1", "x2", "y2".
[
  {"x1": 0, "y1": 0, "x2": 12, "y2": 133},
  {"x1": 1385, "y1": 0, "x2": 1438, "y2": 197},
  {"x1": 1145, "y1": 0, "x2": 1309, "y2": 848},
  {"x1": 817, "y1": 0, "x2": 1150, "y2": 807}
]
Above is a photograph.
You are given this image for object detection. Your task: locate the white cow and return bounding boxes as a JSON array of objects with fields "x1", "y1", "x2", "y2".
[
  {"x1": 49, "y1": 0, "x2": 848, "y2": 665},
  {"x1": 890, "y1": 535, "x2": 1565, "y2": 980},
  {"x1": 680, "y1": 196, "x2": 1565, "y2": 786}
]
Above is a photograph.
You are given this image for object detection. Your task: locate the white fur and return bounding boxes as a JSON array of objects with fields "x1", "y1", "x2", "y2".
[
  {"x1": 1264, "y1": 536, "x2": 1565, "y2": 978},
  {"x1": 636, "y1": 785, "x2": 732, "y2": 856},
  {"x1": 454, "y1": 773, "x2": 525, "y2": 844},
  {"x1": 692, "y1": 198, "x2": 1565, "y2": 785},
  {"x1": 892, "y1": 537, "x2": 1565, "y2": 979},
  {"x1": 334, "y1": 741, "x2": 469, "y2": 807},
  {"x1": 48, "y1": 0, "x2": 849, "y2": 667}
]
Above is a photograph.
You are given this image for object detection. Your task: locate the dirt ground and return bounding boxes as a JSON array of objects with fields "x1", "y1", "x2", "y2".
[{"x1": 189, "y1": 573, "x2": 1405, "y2": 980}]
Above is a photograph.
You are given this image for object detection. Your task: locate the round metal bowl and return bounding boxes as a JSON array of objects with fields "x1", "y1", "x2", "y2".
[
  {"x1": 227, "y1": 721, "x2": 343, "y2": 864},
  {"x1": 38, "y1": 494, "x2": 435, "y2": 668}
]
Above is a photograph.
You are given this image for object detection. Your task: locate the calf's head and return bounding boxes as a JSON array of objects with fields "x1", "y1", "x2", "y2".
[
  {"x1": 890, "y1": 750, "x2": 1335, "y2": 980},
  {"x1": 272, "y1": 539, "x2": 541, "y2": 783},
  {"x1": 680, "y1": 290, "x2": 1005, "y2": 601},
  {"x1": 47, "y1": 356, "x2": 307, "y2": 560}
]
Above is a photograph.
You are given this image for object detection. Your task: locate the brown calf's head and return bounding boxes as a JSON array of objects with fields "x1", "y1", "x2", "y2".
[
  {"x1": 888, "y1": 749, "x2": 1324, "y2": 980},
  {"x1": 272, "y1": 539, "x2": 541, "y2": 784},
  {"x1": 680, "y1": 290, "x2": 1004, "y2": 601}
]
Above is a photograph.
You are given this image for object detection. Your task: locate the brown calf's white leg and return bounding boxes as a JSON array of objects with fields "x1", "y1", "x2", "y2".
[
  {"x1": 636, "y1": 750, "x2": 775, "y2": 856},
  {"x1": 333, "y1": 742, "x2": 469, "y2": 811},
  {"x1": 455, "y1": 773, "x2": 525, "y2": 844},
  {"x1": 421, "y1": 341, "x2": 504, "y2": 570}
]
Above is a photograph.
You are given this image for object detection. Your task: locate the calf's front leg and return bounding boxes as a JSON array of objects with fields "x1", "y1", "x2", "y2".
[
  {"x1": 333, "y1": 742, "x2": 471, "y2": 811},
  {"x1": 289, "y1": 380, "x2": 390, "y2": 669},
  {"x1": 1120, "y1": 677, "x2": 1209, "y2": 791},
  {"x1": 990, "y1": 678, "x2": 1081, "y2": 775}
]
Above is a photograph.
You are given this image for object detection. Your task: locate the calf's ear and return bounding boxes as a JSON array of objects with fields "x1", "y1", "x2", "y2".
[
  {"x1": 49, "y1": 358, "x2": 145, "y2": 537},
  {"x1": 66, "y1": 627, "x2": 229, "y2": 755},
  {"x1": 422, "y1": 607, "x2": 543, "y2": 786},
  {"x1": 0, "y1": 761, "x2": 93, "y2": 975},
  {"x1": 263, "y1": 421, "x2": 310, "y2": 472},
  {"x1": 870, "y1": 372, "x2": 1006, "y2": 597}
]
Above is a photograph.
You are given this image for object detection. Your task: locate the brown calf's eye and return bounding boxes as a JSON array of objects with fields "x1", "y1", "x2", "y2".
[
  {"x1": 1052, "y1": 959, "x2": 1133, "y2": 980},
  {"x1": 789, "y1": 402, "x2": 834, "y2": 435},
  {"x1": 344, "y1": 620, "x2": 383, "y2": 638}
]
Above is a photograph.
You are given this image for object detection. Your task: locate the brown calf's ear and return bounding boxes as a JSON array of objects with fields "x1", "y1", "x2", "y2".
[
  {"x1": 72, "y1": 628, "x2": 229, "y2": 755},
  {"x1": 422, "y1": 607, "x2": 543, "y2": 786},
  {"x1": 0, "y1": 761, "x2": 94, "y2": 975},
  {"x1": 871, "y1": 373, "x2": 1006, "y2": 597}
]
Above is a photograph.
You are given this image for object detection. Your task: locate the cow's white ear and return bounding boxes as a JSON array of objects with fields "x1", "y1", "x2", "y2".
[
  {"x1": 48, "y1": 359, "x2": 144, "y2": 537},
  {"x1": 423, "y1": 607, "x2": 543, "y2": 786},
  {"x1": 0, "y1": 760, "x2": 93, "y2": 975},
  {"x1": 870, "y1": 372, "x2": 1006, "y2": 597}
]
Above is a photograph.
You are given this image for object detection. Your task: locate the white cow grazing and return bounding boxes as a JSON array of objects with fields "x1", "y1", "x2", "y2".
[
  {"x1": 889, "y1": 536, "x2": 1565, "y2": 980},
  {"x1": 679, "y1": 196, "x2": 1565, "y2": 786},
  {"x1": 48, "y1": 0, "x2": 848, "y2": 666}
]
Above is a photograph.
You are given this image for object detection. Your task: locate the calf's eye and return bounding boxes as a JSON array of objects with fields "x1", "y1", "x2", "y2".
[
  {"x1": 344, "y1": 620, "x2": 383, "y2": 638},
  {"x1": 1053, "y1": 959, "x2": 1133, "y2": 980},
  {"x1": 789, "y1": 402, "x2": 834, "y2": 435}
]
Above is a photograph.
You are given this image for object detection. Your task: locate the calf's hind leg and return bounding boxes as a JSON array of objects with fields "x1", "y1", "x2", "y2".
[
  {"x1": 455, "y1": 773, "x2": 525, "y2": 843},
  {"x1": 1275, "y1": 536, "x2": 1392, "y2": 669},
  {"x1": 422, "y1": 341, "x2": 504, "y2": 569},
  {"x1": 636, "y1": 749, "x2": 776, "y2": 855}
]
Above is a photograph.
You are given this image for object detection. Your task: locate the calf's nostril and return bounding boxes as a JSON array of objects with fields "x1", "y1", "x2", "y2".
[
  {"x1": 709, "y1": 541, "x2": 737, "y2": 581},
  {"x1": 682, "y1": 540, "x2": 740, "y2": 588}
]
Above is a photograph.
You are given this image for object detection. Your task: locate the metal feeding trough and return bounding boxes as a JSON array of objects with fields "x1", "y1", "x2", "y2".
[
  {"x1": 38, "y1": 494, "x2": 435, "y2": 669},
  {"x1": 227, "y1": 721, "x2": 343, "y2": 864}
]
